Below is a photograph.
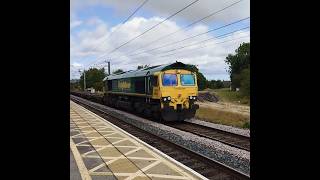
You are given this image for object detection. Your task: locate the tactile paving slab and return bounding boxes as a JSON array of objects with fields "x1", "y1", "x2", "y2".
[{"x1": 70, "y1": 101, "x2": 204, "y2": 180}]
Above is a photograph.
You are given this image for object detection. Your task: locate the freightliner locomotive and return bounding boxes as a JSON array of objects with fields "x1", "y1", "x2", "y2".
[{"x1": 102, "y1": 62, "x2": 199, "y2": 121}]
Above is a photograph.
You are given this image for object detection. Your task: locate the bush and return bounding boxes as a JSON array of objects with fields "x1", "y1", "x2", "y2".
[
  {"x1": 197, "y1": 71, "x2": 207, "y2": 91},
  {"x1": 231, "y1": 73, "x2": 241, "y2": 90},
  {"x1": 242, "y1": 121, "x2": 250, "y2": 129},
  {"x1": 240, "y1": 68, "x2": 250, "y2": 97},
  {"x1": 80, "y1": 68, "x2": 106, "y2": 90},
  {"x1": 207, "y1": 80, "x2": 224, "y2": 89}
]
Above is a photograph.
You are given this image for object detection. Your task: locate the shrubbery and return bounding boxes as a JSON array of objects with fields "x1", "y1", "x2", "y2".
[
  {"x1": 79, "y1": 68, "x2": 106, "y2": 91},
  {"x1": 225, "y1": 42, "x2": 250, "y2": 97}
]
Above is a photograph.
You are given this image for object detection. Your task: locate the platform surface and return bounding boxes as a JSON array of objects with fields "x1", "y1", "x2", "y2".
[{"x1": 70, "y1": 101, "x2": 204, "y2": 180}]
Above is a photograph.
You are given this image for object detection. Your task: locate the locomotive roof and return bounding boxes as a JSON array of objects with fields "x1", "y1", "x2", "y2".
[{"x1": 104, "y1": 61, "x2": 192, "y2": 81}]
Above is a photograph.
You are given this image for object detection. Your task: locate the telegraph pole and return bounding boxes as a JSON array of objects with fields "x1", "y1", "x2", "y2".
[
  {"x1": 104, "y1": 60, "x2": 111, "y2": 75},
  {"x1": 79, "y1": 69, "x2": 86, "y2": 91},
  {"x1": 83, "y1": 69, "x2": 86, "y2": 90},
  {"x1": 108, "y1": 61, "x2": 111, "y2": 75}
]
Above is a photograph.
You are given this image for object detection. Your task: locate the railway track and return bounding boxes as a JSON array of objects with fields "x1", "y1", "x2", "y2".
[
  {"x1": 71, "y1": 95, "x2": 249, "y2": 180},
  {"x1": 71, "y1": 91, "x2": 250, "y2": 151},
  {"x1": 166, "y1": 122, "x2": 250, "y2": 151}
]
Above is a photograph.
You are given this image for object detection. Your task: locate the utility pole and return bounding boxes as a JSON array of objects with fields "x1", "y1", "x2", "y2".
[
  {"x1": 108, "y1": 61, "x2": 110, "y2": 75},
  {"x1": 79, "y1": 69, "x2": 86, "y2": 91},
  {"x1": 83, "y1": 69, "x2": 86, "y2": 90},
  {"x1": 104, "y1": 60, "x2": 111, "y2": 75}
]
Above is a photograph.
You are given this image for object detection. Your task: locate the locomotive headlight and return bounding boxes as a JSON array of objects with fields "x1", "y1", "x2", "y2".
[
  {"x1": 189, "y1": 96, "x2": 197, "y2": 100},
  {"x1": 162, "y1": 96, "x2": 171, "y2": 102}
]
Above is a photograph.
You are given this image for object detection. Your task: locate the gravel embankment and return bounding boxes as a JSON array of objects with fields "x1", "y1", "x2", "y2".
[{"x1": 185, "y1": 118, "x2": 250, "y2": 137}]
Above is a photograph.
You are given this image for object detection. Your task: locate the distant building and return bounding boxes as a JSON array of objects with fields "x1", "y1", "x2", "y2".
[
  {"x1": 86, "y1": 87, "x2": 95, "y2": 93},
  {"x1": 222, "y1": 80, "x2": 231, "y2": 88}
]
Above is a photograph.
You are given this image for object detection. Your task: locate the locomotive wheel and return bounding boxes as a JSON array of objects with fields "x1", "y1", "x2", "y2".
[
  {"x1": 152, "y1": 111, "x2": 162, "y2": 122},
  {"x1": 143, "y1": 108, "x2": 152, "y2": 118}
]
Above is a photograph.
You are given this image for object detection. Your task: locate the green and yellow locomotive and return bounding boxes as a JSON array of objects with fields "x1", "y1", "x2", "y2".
[{"x1": 102, "y1": 62, "x2": 199, "y2": 121}]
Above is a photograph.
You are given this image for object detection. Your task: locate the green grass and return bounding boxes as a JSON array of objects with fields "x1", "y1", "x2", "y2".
[
  {"x1": 202, "y1": 88, "x2": 250, "y2": 105},
  {"x1": 197, "y1": 88, "x2": 250, "y2": 128},
  {"x1": 195, "y1": 106, "x2": 250, "y2": 129}
]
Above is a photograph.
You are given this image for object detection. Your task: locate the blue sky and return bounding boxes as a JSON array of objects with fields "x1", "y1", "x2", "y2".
[{"x1": 70, "y1": 0, "x2": 250, "y2": 80}]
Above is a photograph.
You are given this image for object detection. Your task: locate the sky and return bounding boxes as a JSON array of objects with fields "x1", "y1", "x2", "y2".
[{"x1": 70, "y1": 0, "x2": 250, "y2": 80}]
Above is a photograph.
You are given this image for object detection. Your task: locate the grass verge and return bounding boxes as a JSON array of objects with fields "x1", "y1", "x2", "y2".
[{"x1": 195, "y1": 105, "x2": 250, "y2": 129}]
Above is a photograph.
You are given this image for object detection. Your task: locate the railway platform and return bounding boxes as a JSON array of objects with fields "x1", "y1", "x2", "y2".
[{"x1": 70, "y1": 101, "x2": 206, "y2": 180}]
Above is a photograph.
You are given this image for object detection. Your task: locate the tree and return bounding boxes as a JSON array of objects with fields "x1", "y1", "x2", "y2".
[
  {"x1": 207, "y1": 80, "x2": 215, "y2": 89},
  {"x1": 137, "y1": 65, "x2": 149, "y2": 70},
  {"x1": 239, "y1": 67, "x2": 250, "y2": 97},
  {"x1": 113, "y1": 69, "x2": 124, "y2": 74},
  {"x1": 197, "y1": 72, "x2": 207, "y2": 91},
  {"x1": 207, "y1": 80, "x2": 224, "y2": 89},
  {"x1": 79, "y1": 68, "x2": 106, "y2": 91},
  {"x1": 215, "y1": 80, "x2": 223, "y2": 89},
  {"x1": 225, "y1": 42, "x2": 250, "y2": 90}
]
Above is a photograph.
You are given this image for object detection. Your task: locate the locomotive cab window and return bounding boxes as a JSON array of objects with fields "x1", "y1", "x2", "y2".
[
  {"x1": 162, "y1": 74, "x2": 177, "y2": 86},
  {"x1": 180, "y1": 74, "x2": 195, "y2": 86}
]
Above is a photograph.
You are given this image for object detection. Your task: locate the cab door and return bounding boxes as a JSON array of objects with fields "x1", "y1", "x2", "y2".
[
  {"x1": 150, "y1": 75, "x2": 159, "y2": 97},
  {"x1": 147, "y1": 76, "x2": 151, "y2": 95}
]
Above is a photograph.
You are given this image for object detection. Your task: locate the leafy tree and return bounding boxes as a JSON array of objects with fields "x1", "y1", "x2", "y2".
[
  {"x1": 231, "y1": 73, "x2": 242, "y2": 90},
  {"x1": 215, "y1": 80, "x2": 224, "y2": 89},
  {"x1": 113, "y1": 69, "x2": 124, "y2": 74},
  {"x1": 79, "y1": 68, "x2": 106, "y2": 91},
  {"x1": 196, "y1": 72, "x2": 207, "y2": 91},
  {"x1": 240, "y1": 67, "x2": 250, "y2": 97},
  {"x1": 207, "y1": 80, "x2": 214, "y2": 89},
  {"x1": 207, "y1": 80, "x2": 224, "y2": 89},
  {"x1": 225, "y1": 42, "x2": 250, "y2": 90}
]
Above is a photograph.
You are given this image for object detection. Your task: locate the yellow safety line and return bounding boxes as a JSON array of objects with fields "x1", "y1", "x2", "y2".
[
  {"x1": 70, "y1": 137, "x2": 92, "y2": 180},
  {"x1": 71, "y1": 101, "x2": 202, "y2": 180}
]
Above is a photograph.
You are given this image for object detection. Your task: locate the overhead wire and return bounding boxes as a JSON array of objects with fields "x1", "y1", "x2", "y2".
[
  {"x1": 105, "y1": 27, "x2": 249, "y2": 62},
  {"x1": 92, "y1": 18, "x2": 249, "y2": 66},
  {"x1": 153, "y1": 26, "x2": 250, "y2": 56},
  {"x1": 76, "y1": 0, "x2": 250, "y2": 74},
  {"x1": 121, "y1": 0, "x2": 245, "y2": 57},
  {"x1": 159, "y1": 35, "x2": 250, "y2": 59},
  {"x1": 120, "y1": 17, "x2": 250, "y2": 58},
  {"x1": 83, "y1": 0, "x2": 150, "y2": 68},
  {"x1": 88, "y1": 0, "x2": 150, "y2": 53},
  {"x1": 93, "y1": 0, "x2": 200, "y2": 64}
]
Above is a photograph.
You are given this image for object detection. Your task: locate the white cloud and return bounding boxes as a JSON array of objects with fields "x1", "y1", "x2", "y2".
[
  {"x1": 71, "y1": 0, "x2": 250, "y2": 24},
  {"x1": 70, "y1": 15, "x2": 249, "y2": 80},
  {"x1": 72, "y1": 62, "x2": 83, "y2": 67},
  {"x1": 70, "y1": 20, "x2": 83, "y2": 29}
]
